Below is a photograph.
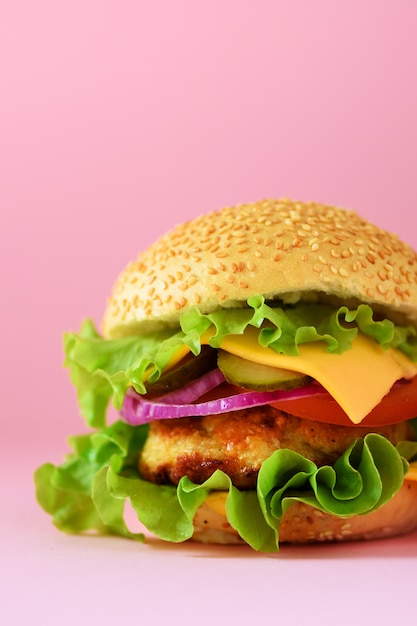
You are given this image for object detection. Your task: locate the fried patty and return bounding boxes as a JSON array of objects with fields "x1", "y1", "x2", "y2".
[{"x1": 139, "y1": 405, "x2": 412, "y2": 489}]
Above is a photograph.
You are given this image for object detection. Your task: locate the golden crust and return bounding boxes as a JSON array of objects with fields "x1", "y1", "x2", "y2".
[
  {"x1": 192, "y1": 480, "x2": 417, "y2": 546},
  {"x1": 102, "y1": 198, "x2": 417, "y2": 337},
  {"x1": 139, "y1": 406, "x2": 412, "y2": 490}
]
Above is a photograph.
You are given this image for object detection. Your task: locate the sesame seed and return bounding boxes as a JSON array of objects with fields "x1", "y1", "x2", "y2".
[
  {"x1": 103, "y1": 197, "x2": 417, "y2": 337},
  {"x1": 378, "y1": 270, "x2": 386, "y2": 281}
]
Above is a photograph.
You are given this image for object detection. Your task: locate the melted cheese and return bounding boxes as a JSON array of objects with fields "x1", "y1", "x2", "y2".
[
  {"x1": 219, "y1": 327, "x2": 417, "y2": 424},
  {"x1": 405, "y1": 462, "x2": 417, "y2": 482},
  {"x1": 164, "y1": 327, "x2": 417, "y2": 425}
]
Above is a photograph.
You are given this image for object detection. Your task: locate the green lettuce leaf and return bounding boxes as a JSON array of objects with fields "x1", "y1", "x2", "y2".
[
  {"x1": 63, "y1": 298, "x2": 417, "y2": 428},
  {"x1": 34, "y1": 421, "x2": 147, "y2": 540},
  {"x1": 34, "y1": 422, "x2": 417, "y2": 552}
]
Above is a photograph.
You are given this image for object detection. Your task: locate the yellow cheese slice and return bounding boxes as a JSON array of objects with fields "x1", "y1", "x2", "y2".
[
  {"x1": 405, "y1": 461, "x2": 417, "y2": 482},
  {"x1": 219, "y1": 327, "x2": 417, "y2": 424},
  {"x1": 163, "y1": 326, "x2": 417, "y2": 425}
]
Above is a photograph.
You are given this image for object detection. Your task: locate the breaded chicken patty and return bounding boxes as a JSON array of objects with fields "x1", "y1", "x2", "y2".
[{"x1": 139, "y1": 406, "x2": 412, "y2": 489}]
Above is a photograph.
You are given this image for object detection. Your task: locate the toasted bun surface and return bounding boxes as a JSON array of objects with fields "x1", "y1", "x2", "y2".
[
  {"x1": 192, "y1": 479, "x2": 417, "y2": 546},
  {"x1": 103, "y1": 199, "x2": 417, "y2": 337}
]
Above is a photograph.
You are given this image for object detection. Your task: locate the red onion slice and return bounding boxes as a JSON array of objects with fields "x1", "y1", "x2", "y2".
[
  {"x1": 121, "y1": 375, "x2": 327, "y2": 426},
  {"x1": 150, "y1": 368, "x2": 226, "y2": 405}
]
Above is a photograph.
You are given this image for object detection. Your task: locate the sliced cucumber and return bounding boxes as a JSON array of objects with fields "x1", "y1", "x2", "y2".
[
  {"x1": 145, "y1": 346, "x2": 217, "y2": 397},
  {"x1": 217, "y1": 350, "x2": 311, "y2": 391}
]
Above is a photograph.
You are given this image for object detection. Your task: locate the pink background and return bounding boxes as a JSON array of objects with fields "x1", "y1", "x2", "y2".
[{"x1": 1, "y1": 2, "x2": 417, "y2": 623}]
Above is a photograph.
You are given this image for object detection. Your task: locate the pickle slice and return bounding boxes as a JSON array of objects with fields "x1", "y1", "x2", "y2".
[
  {"x1": 145, "y1": 346, "x2": 218, "y2": 397},
  {"x1": 217, "y1": 350, "x2": 310, "y2": 391}
]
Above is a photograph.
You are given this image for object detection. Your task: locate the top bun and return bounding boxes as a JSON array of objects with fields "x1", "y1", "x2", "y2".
[{"x1": 102, "y1": 199, "x2": 417, "y2": 338}]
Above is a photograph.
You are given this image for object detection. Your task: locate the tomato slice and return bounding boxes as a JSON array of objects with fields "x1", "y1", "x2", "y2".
[{"x1": 269, "y1": 376, "x2": 417, "y2": 427}]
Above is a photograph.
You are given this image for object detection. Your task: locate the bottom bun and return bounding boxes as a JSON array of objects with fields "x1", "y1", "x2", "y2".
[{"x1": 191, "y1": 480, "x2": 417, "y2": 546}]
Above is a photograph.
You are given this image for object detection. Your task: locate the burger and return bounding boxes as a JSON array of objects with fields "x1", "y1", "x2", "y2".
[{"x1": 35, "y1": 198, "x2": 417, "y2": 551}]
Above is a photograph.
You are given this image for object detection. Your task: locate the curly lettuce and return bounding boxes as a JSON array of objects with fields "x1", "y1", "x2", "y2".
[
  {"x1": 34, "y1": 423, "x2": 417, "y2": 552},
  {"x1": 63, "y1": 297, "x2": 417, "y2": 428}
]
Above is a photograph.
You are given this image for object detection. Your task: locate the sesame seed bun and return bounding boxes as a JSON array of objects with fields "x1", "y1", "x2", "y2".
[
  {"x1": 103, "y1": 199, "x2": 417, "y2": 338},
  {"x1": 192, "y1": 479, "x2": 417, "y2": 546}
]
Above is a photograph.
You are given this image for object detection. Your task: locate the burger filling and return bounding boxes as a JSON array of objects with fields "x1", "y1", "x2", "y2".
[
  {"x1": 139, "y1": 407, "x2": 413, "y2": 489},
  {"x1": 34, "y1": 297, "x2": 417, "y2": 551}
]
